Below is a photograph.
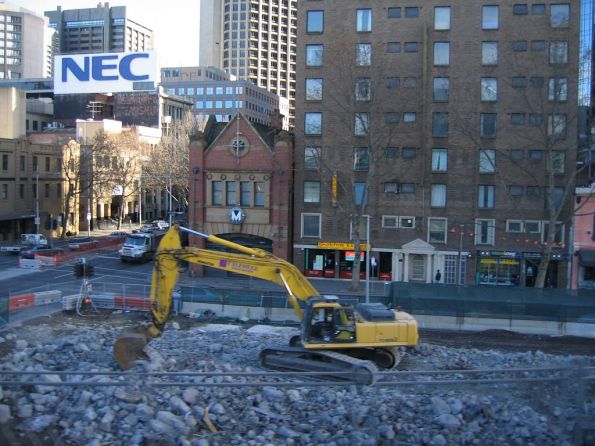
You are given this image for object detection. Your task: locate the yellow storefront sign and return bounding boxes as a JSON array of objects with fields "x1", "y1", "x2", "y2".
[{"x1": 317, "y1": 242, "x2": 370, "y2": 250}]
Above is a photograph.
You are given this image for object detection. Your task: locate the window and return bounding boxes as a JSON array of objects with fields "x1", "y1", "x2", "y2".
[
  {"x1": 400, "y1": 217, "x2": 415, "y2": 228},
  {"x1": 432, "y1": 113, "x2": 448, "y2": 137},
  {"x1": 356, "y1": 43, "x2": 372, "y2": 66},
  {"x1": 401, "y1": 183, "x2": 415, "y2": 193},
  {"x1": 512, "y1": 76, "x2": 528, "y2": 88},
  {"x1": 307, "y1": 10, "x2": 324, "y2": 33},
  {"x1": 388, "y1": 8, "x2": 401, "y2": 18},
  {"x1": 355, "y1": 113, "x2": 369, "y2": 136},
  {"x1": 33, "y1": 156, "x2": 38, "y2": 172},
  {"x1": 354, "y1": 182, "x2": 368, "y2": 206},
  {"x1": 404, "y1": 112, "x2": 416, "y2": 123},
  {"x1": 353, "y1": 148, "x2": 370, "y2": 170},
  {"x1": 479, "y1": 150, "x2": 496, "y2": 173},
  {"x1": 433, "y1": 42, "x2": 450, "y2": 65},
  {"x1": 506, "y1": 114, "x2": 524, "y2": 126},
  {"x1": 254, "y1": 181, "x2": 265, "y2": 207},
  {"x1": 45, "y1": 157, "x2": 50, "y2": 172},
  {"x1": 387, "y1": 77, "x2": 400, "y2": 88},
  {"x1": 383, "y1": 183, "x2": 398, "y2": 194},
  {"x1": 542, "y1": 221, "x2": 565, "y2": 244},
  {"x1": 513, "y1": 4, "x2": 528, "y2": 14},
  {"x1": 525, "y1": 220, "x2": 541, "y2": 232},
  {"x1": 240, "y1": 182, "x2": 251, "y2": 206},
  {"x1": 44, "y1": 183, "x2": 50, "y2": 198},
  {"x1": 428, "y1": 218, "x2": 447, "y2": 243},
  {"x1": 548, "y1": 78, "x2": 568, "y2": 102},
  {"x1": 431, "y1": 184, "x2": 447, "y2": 207},
  {"x1": 19, "y1": 183, "x2": 24, "y2": 199},
  {"x1": 305, "y1": 112, "x2": 322, "y2": 135},
  {"x1": 529, "y1": 150, "x2": 544, "y2": 161},
  {"x1": 482, "y1": 6, "x2": 499, "y2": 29},
  {"x1": 507, "y1": 220, "x2": 523, "y2": 232},
  {"x1": 480, "y1": 113, "x2": 497, "y2": 137},
  {"x1": 356, "y1": 9, "x2": 372, "y2": 32},
  {"x1": 475, "y1": 219, "x2": 495, "y2": 245},
  {"x1": 482, "y1": 42, "x2": 498, "y2": 65},
  {"x1": 508, "y1": 186, "x2": 523, "y2": 197},
  {"x1": 302, "y1": 213, "x2": 321, "y2": 238},
  {"x1": 549, "y1": 41, "x2": 568, "y2": 64},
  {"x1": 402, "y1": 147, "x2": 417, "y2": 159},
  {"x1": 433, "y1": 77, "x2": 449, "y2": 101},
  {"x1": 212, "y1": 181, "x2": 222, "y2": 206},
  {"x1": 551, "y1": 151, "x2": 566, "y2": 174},
  {"x1": 550, "y1": 4, "x2": 570, "y2": 28},
  {"x1": 432, "y1": 148, "x2": 448, "y2": 172},
  {"x1": 355, "y1": 78, "x2": 371, "y2": 101},
  {"x1": 304, "y1": 181, "x2": 320, "y2": 203},
  {"x1": 531, "y1": 40, "x2": 546, "y2": 51},
  {"x1": 384, "y1": 147, "x2": 398, "y2": 158},
  {"x1": 511, "y1": 149, "x2": 524, "y2": 160},
  {"x1": 304, "y1": 147, "x2": 320, "y2": 169},
  {"x1": 385, "y1": 112, "x2": 399, "y2": 124},
  {"x1": 387, "y1": 42, "x2": 401, "y2": 53},
  {"x1": 226, "y1": 181, "x2": 236, "y2": 206},
  {"x1": 434, "y1": 7, "x2": 451, "y2": 30},
  {"x1": 383, "y1": 215, "x2": 398, "y2": 228},
  {"x1": 478, "y1": 185, "x2": 495, "y2": 208},
  {"x1": 513, "y1": 40, "x2": 528, "y2": 51},
  {"x1": 306, "y1": 78, "x2": 323, "y2": 100},
  {"x1": 481, "y1": 78, "x2": 498, "y2": 101},
  {"x1": 548, "y1": 114, "x2": 567, "y2": 137},
  {"x1": 19, "y1": 155, "x2": 25, "y2": 171},
  {"x1": 306, "y1": 44, "x2": 323, "y2": 66},
  {"x1": 404, "y1": 42, "x2": 418, "y2": 53},
  {"x1": 1, "y1": 154, "x2": 7, "y2": 170},
  {"x1": 1, "y1": 184, "x2": 7, "y2": 200},
  {"x1": 405, "y1": 7, "x2": 419, "y2": 18},
  {"x1": 532, "y1": 4, "x2": 546, "y2": 14}
]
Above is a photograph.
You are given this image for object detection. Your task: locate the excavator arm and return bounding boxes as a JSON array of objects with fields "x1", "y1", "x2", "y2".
[{"x1": 114, "y1": 225, "x2": 320, "y2": 369}]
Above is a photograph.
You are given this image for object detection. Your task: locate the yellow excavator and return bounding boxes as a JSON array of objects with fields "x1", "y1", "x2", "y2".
[{"x1": 114, "y1": 225, "x2": 419, "y2": 383}]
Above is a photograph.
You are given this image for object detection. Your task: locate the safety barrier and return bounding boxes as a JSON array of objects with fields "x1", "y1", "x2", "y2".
[
  {"x1": 114, "y1": 296, "x2": 152, "y2": 311},
  {"x1": 8, "y1": 290, "x2": 63, "y2": 312}
]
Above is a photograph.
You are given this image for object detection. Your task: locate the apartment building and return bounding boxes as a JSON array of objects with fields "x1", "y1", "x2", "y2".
[
  {"x1": 0, "y1": 3, "x2": 52, "y2": 79},
  {"x1": 45, "y1": 3, "x2": 153, "y2": 56},
  {"x1": 294, "y1": 1, "x2": 579, "y2": 288},
  {"x1": 160, "y1": 65, "x2": 288, "y2": 129},
  {"x1": 199, "y1": 0, "x2": 297, "y2": 127}
]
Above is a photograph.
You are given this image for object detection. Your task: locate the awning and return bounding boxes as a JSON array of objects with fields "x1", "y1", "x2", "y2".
[
  {"x1": 0, "y1": 211, "x2": 35, "y2": 222},
  {"x1": 578, "y1": 250, "x2": 595, "y2": 267}
]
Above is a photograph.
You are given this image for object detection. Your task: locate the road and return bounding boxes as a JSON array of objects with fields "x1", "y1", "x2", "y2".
[{"x1": 0, "y1": 248, "x2": 154, "y2": 297}]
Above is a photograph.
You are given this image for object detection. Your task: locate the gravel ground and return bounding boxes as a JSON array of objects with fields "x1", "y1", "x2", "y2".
[{"x1": 0, "y1": 311, "x2": 593, "y2": 446}]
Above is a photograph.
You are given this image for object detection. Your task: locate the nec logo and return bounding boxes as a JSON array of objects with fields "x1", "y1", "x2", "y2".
[{"x1": 61, "y1": 53, "x2": 150, "y2": 82}]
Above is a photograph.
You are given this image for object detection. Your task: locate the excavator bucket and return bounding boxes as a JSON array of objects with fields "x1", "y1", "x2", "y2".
[{"x1": 113, "y1": 331, "x2": 151, "y2": 370}]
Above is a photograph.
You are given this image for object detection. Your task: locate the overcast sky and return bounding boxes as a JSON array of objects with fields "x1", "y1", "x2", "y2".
[{"x1": 13, "y1": 0, "x2": 200, "y2": 67}]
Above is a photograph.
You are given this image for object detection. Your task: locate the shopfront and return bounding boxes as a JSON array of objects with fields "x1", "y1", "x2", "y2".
[
  {"x1": 302, "y1": 242, "x2": 393, "y2": 281},
  {"x1": 477, "y1": 250, "x2": 521, "y2": 286}
]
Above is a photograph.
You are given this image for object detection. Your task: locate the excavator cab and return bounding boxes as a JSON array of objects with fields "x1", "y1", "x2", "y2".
[{"x1": 301, "y1": 297, "x2": 357, "y2": 345}]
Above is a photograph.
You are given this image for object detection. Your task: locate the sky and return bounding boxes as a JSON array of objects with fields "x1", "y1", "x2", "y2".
[{"x1": 13, "y1": 0, "x2": 200, "y2": 67}]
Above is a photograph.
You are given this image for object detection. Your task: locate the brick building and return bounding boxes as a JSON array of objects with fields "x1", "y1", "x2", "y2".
[
  {"x1": 294, "y1": 1, "x2": 578, "y2": 287},
  {"x1": 188, "y1": 113, "x2": 293, "y2": 275}
]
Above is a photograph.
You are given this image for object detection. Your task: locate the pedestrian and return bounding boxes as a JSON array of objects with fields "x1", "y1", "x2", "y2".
[{"x1": 435, "y1": 269, "x2": 442, "y2": 283}]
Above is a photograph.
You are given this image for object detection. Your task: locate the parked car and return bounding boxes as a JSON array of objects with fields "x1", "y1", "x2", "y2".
[
  {"x1": 107, "y1": 231, "x2": 127, "y2": 241},
  {"x1": 140, "y1": 224, "x2": 155, "y2": 233},
  {"x1": 20, "y1": 245, "x2": 63, "y2": 259},
  {"x1": 152, "y1": 220, "x2": 169, "y2": 230},
  {"x1": 68, "y1": 236, "x2": 99, "y2": 250}
]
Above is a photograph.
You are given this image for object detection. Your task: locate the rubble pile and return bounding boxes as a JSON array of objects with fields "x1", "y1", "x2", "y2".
[{"x1": 0, "y1": 320, "x2": 593, "y2": 446}]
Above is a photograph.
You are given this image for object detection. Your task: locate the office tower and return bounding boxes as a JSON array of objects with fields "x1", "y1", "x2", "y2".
[
  {"x1": 199, "y1": 0, "x2": 297, "y2": 127},
  {"x1": 0, "y1": 2, "x2": 51, "y2": 79},
  {"x1": 45, "y1": 2, "x2": 153, "y2": 55}
]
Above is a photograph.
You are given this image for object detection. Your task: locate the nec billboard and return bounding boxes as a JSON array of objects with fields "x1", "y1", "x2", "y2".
[{"x1": 54, "y1": 51, "x2": 157, "y2": 95}]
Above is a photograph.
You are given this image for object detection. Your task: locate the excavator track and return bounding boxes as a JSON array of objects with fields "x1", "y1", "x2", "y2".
[{"x1": 259, "y1": 346, "x2": 378, "y2": 385}]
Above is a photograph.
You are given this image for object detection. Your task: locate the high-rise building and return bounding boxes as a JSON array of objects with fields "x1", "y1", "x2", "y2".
[
  {"x1": 0, "y1": 2, "x2": 52, "y2": 79},
  {"x1": 199, "y1": 0, "x2": 297, "y2": 127},
  {"x1": 45, "y1": 2, "x2": 153, "y2": 55},
  {"x1": 294, "y1": 0, "x2": 579, "y2": 288}
]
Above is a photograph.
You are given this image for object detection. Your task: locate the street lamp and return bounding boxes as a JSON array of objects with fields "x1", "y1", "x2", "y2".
[
  {"x1": 364, "y1": 214, "x2": 371, "y2": 303},
  {"x1": 35, "y1": 169, "x2": 40, "y2": 234}
]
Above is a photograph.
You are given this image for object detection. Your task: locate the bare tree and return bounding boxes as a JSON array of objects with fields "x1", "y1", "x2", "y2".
[
  {"x1": 143, "y1": 112, "x2": 198, "y2": 216},
  {"x1": 93, "y1": 129, "x2": 147, "y2": 230}
]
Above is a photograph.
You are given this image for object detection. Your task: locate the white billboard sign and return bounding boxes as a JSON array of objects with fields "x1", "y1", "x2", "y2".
[{"x1": 54, "y1": 51, "x2": 157, "y2": 95}]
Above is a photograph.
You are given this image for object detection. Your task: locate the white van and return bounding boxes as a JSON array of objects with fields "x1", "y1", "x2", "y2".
[{"x1": 20, "y1": 234, "x2": 48, "y2": 246}]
